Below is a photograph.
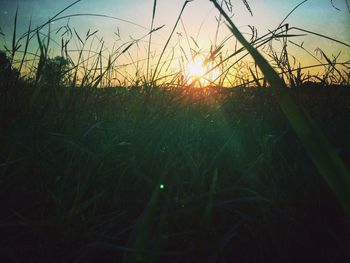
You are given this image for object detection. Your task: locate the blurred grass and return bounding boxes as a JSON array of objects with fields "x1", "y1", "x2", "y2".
[{"x1": 1, "y1": 82, "x2": 350, "y2": 262}]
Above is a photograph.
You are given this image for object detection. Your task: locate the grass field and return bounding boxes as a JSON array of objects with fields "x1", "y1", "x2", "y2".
[{"x1": 1, "y1": 0, "x2": 350, "y2": 262}]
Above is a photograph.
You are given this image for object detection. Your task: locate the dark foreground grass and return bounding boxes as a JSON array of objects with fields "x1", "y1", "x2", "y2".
[{"x1": 1, "y1": 83, "x2": 350, "y2": 262}]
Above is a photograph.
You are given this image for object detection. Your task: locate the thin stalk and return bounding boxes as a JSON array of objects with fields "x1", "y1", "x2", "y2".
[
  {"x1": 152, "y1": 0, "x2": 193, "y2": 85},
  {"x1": 147, "y1": 0, "x2": 158, "y2": 83}
]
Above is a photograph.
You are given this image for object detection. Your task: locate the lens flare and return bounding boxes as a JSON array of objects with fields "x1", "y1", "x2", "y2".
[{"x1": 186, "y1": 56, "x2": 207, "y2": 80}]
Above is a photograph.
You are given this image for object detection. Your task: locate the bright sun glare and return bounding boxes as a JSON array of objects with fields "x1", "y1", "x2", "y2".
[
  {"x1": 185, "y1": 55, "x2": 220, "y2": 86},
  {"x1": 186, "y1": 56, "x2": 207, "y2": 80}
]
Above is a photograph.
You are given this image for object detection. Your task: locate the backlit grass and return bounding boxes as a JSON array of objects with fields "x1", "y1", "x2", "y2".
[{"x1": 1, "y1": 0, "x2": 350, "y2": 262}]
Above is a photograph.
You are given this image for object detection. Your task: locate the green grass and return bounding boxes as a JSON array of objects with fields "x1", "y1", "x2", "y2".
[
  {"x1": 210, "y1": 0, "x2": 350, "y2": 214},
  {"x1": 1, "y1": 0, "x2": 350, "y2": 262},
  {"x1": 1, "y1": 83, "x2": 350, "y2": 262}
]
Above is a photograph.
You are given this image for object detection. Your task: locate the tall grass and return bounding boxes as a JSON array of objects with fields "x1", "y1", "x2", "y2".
[
  {"x1": 210, "y1": 0, "x2": 350, "y2": 214},
  {"x1": 1, "y1": 0, "x2": 350, "y2": 262}
]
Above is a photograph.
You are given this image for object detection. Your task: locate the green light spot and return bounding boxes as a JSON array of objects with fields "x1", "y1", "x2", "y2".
[{"x1": 160, "y1": 184, "x2": 165, "y2": 189}]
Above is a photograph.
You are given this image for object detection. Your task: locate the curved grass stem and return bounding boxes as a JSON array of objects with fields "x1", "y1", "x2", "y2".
[{"x1": 210, "y1": 0, "x2": 350, "y2": 215}]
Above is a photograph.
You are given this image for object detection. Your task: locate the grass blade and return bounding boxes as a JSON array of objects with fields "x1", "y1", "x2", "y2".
[
  {"x1": 11, "y1": 6, "x2": 19, "y2": 65},
  {"x1": 210, "y1": 0, "x2": 350, "y2": 214}
]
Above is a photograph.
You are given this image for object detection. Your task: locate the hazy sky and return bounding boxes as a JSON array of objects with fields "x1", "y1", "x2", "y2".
[
  {"x1": 0, "y1": 0, "x2": 349, "y2": 82},
  {"x1": 1, "y1": 0, "x2": 348, "y2": 35}
]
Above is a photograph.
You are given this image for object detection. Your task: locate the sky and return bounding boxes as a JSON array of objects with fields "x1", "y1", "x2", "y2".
[{"x1": 0, "y1": 0, "x2": 349, "y2": 84}]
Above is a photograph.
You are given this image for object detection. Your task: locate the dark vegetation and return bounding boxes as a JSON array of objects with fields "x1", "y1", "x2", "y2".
[{"x1": 1, "y1": 0, "x2": 350, "y2": 262}]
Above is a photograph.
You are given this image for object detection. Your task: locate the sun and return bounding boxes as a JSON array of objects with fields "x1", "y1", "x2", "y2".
[
  {"x1": 184, "y1": 54, "x2": 220, "y2": 87},
  {"x1": 186, "y1": 56, "x2": 207, "y2": 80}
]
